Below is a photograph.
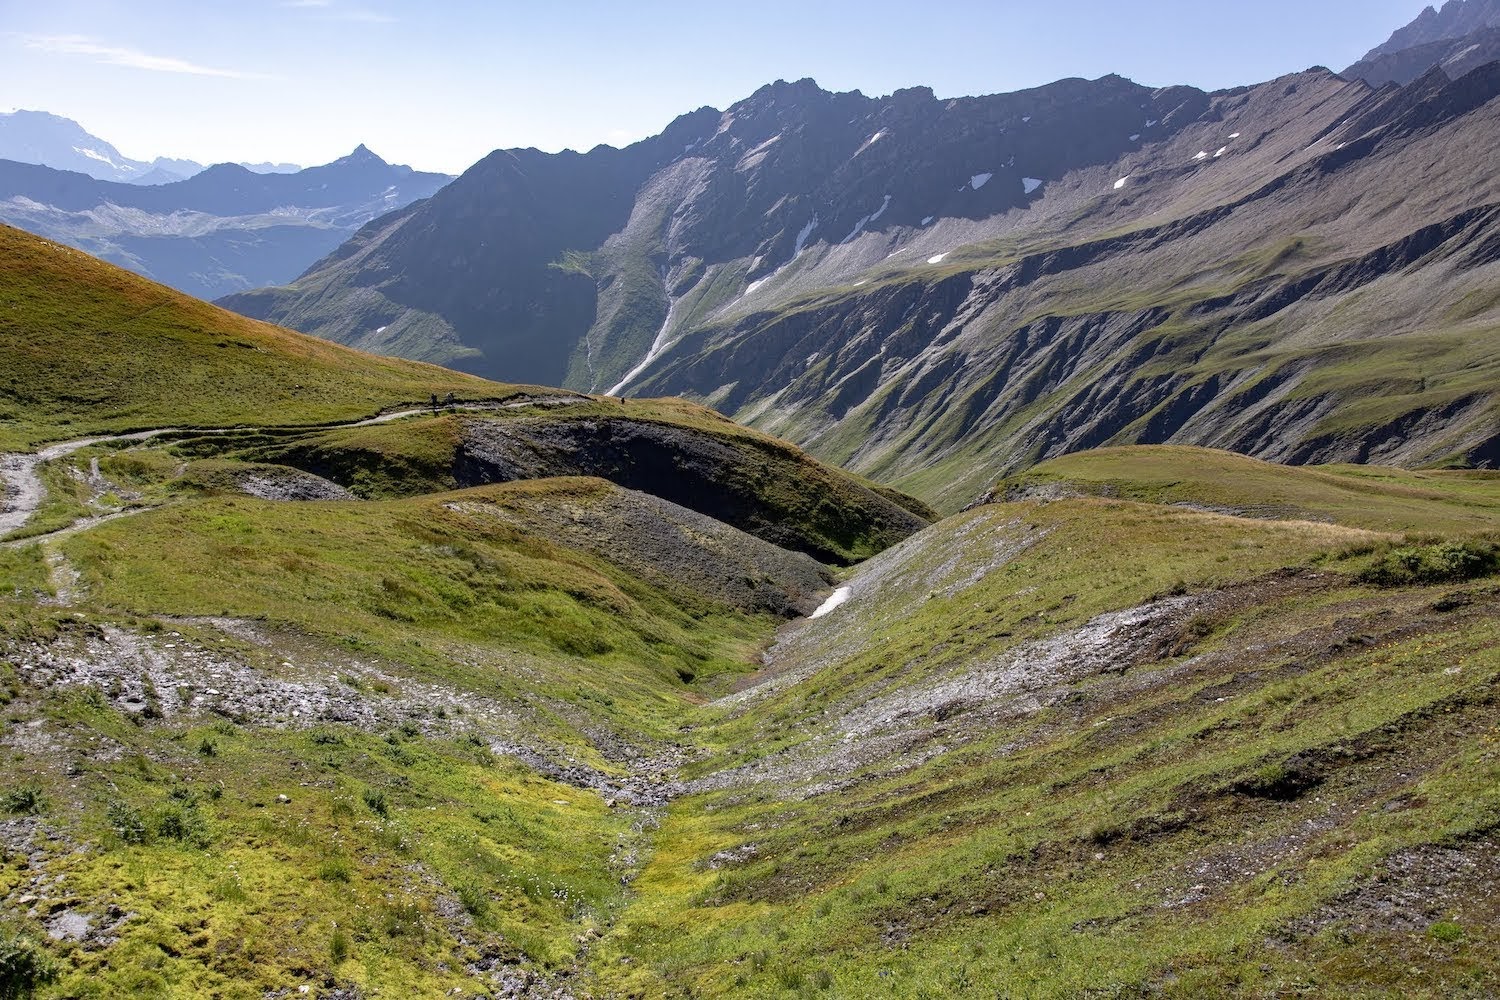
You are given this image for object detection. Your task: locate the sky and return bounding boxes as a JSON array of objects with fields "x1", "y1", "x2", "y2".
[{"x1": 0, "y1": 0, "x2": 1436, "y2": 175}]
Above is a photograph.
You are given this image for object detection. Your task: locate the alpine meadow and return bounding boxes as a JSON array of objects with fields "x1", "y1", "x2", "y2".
[{"x1": 1, "y1": 2, "x2": 1499, "y2": 998}]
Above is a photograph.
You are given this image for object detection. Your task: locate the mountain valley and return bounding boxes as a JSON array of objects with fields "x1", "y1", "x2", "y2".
[{"x1": 0, "y1": 2, "x2": 1499, "y2": 997}]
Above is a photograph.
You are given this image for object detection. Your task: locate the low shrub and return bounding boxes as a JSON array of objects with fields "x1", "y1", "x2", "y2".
[
  {"x1": 0, "y1": 787, "x2": 45, "y2": 817},
  {"x1": 0, "y1": 928, "x2": 59, "y2": 999},
  {"x1": 329, "y1": 927, "x2": 352, "y2": 965},
  {"x1": 362, "y1": 789, "x2": 389, "y2": 818},
  {"x1": 1357, "y1": 541, "x2": 1500, "y2": 588}
]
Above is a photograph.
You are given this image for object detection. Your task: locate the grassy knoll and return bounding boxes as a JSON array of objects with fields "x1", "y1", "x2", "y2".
[
  {"x1": 62, "y1": 479, "x2": 779, "y2": 710},
  {"x1": 1002, "y1": 445, "x2": 1500, "y2": 535},
  {"x1": 0, "y1": 225, "x2": 513, "y2": 450}
]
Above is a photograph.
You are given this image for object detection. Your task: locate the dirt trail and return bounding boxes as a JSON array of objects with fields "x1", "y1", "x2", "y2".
[{"x1": 0, "y1": 395, "x2": 590, "y2": 547}]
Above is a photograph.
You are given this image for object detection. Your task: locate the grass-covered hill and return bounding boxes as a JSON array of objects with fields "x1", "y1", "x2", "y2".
[
  {"x1": 0, "y1": 233, "x2": 936, "y2": 996},
  {"x1": 3, "y1": 433, "x2": 1498, "y2": 997},
  {"x1": 590, "y1": 452, "x2": 1500, "y2": 998},
  {"x1": 0, "y1": 224, "x2": 507, "y2": 451},
  {"x1": 1, "y1": 235, "x2": 1498, "y2": 998}
]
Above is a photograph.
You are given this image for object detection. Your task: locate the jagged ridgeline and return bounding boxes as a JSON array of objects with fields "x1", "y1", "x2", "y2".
[{"x1": 226, "y1": 63, "x2": 1500, "y2": 512}]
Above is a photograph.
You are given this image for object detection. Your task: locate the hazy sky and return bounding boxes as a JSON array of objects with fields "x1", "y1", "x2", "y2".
[{"x1": 0, "y1": 0, "x2": 1432, "y2": 174}]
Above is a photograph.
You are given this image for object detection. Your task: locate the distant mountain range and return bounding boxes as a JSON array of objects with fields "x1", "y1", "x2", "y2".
[
  {"x1": 0, "y1": 141, "x2": 452, "y2": 300},
  {"x1": 0, "y1": 110, "x2": 300, "y2": 185}
]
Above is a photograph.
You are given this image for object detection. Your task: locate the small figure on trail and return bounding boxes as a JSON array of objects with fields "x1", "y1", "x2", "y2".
[
  {"x1": 444, "y1": 392, "x2": 456, "y2": 408},
  {"x1": 430, "y1": 392, "x2": 439, "y2": 414}
]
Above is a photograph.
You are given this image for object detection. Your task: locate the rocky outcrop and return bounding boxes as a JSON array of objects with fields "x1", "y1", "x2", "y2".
[
  {"x1": 1359, "y1": 0, "x2": 1500, "y2": 62},
  {"x1": 454, "y1": 417, "x2": 931, "y2": 565}
]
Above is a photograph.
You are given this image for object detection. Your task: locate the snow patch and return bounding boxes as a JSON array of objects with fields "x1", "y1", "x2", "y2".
[
  {"x1": 921, "y1": 216, "x2": 935, "y2": 225},
  {"x1": 927, "y1": 253, "x2": 949, "y2": 265},
  {"x1": 841, "y1": 195, "x2": 892, "y2": 244},
  {"x1": 1113, "y1": 176, "x2": 1130, "y2": 190},
  {"x1": 744, "y1": 278, "x2": 768, "y2": 296},
  {"x1": 855, "y1": 130, "x2": 888, "y2": 155},
  {"x1": 794, "y1": 215, "x2": 819, "y2": 257},
  {"x1": 970, "y1": 172, "x2": 994, "y2": 191},
  {"x1": 747, "y1": 133, "x2": 782, "y2": 156},
  {"x1": 375, "y1": 326, "x2": 388, "y2": 334},
  {"x1": 1228, "y1": 132, "x2": 1241, "y2": 139},
  {"x1": 1023, "y1": 177, "x2": 1043, "y2": 195},
  {"x1": 1214, "y1": 147, "x2": 1228, "y2": 157},
  {"x1": 1129, "y1": 134, "x2": 1141, "y2": 141},
  {"x1": 1145, "y1": 119, "x2": 1158, "y2": 128},
  {"x1": 1193, "y1": 151, "x2": 1208, "y2": 161},
  {"x1": 809, "y1": 587, "x2": 852, "y2": 619},
  {"x1": 73, "y1": 147, "x2": 123, "y2": 169}
]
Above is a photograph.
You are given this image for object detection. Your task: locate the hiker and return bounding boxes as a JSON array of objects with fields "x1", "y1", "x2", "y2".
[
  {"x1": 445, "y1": 392, "x2": 456, "y2": 408},
  {"x1": 430, "y1": 393, "x2": 439, "y2": 413}
]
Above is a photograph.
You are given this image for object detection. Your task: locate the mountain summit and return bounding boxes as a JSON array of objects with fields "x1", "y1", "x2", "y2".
[
  {"x1": 1361, "y1": 0, "x2": 1500, "y2": 61},
  {"x1": 1347, "y1": 0, "x2": 1500, "y2": 85},
  {"x1": 0, "y1": 110, "x2": 152, "y2": 183}
]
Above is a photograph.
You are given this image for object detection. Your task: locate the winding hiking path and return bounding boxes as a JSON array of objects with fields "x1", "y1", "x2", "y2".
[{"x1": 0, "y1": 395, "x2": 589, "y2": 550}]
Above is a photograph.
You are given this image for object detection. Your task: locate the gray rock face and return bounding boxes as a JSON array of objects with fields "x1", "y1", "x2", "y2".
[
  {"x1": 1347, "y1": 25, "x2": 1500, "y2": 86},
  {"x1": 220, "y1": 75, "x2": 1210, "y2": 389},
  {"x1": 222, "y1": 61, "x2": 1500, "y2": 508},
  {"x1": 1360, "y1": 0, "x2": 1500, "y2": 62}
]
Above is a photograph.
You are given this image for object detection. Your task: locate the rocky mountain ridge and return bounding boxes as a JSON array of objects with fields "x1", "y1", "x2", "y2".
[
  {"x1": 225, "y1": 61, "x2": 1500, "y2": 509},
  {"x1": 1361, "y1": 0, "x2": 1500, "y2": 61},
  {"x1": 1, "y1": 146, "x2": 1499, "y2": 1000},
  {"x1": 1346, "y1": 0, "x2": 1500, "y2": 87}
]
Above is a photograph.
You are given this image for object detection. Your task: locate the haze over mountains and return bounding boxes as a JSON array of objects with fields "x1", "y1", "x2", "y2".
[
  {"x1": 0, "y1": 110, "x2": 300, "y2": 184},
  {"x1": 222, "y1": 0, "x2": 1500, "y2": 510},
  {"x1": 0, "y1": 125, "x2": 452, "y2": 300}
]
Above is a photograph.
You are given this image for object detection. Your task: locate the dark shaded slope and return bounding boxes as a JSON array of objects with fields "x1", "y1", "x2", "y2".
[
  {"x1": 1346, "y1": 28, "x2": 1500, "y2": 86},
  {"x1": 223, "y1": 111, "x2": 722, "y2": 380},
  {"x1": 220, "y1": 77, "x2": 1207, "y2": 389},
  {"x1": 243, "y1": 408, "x2": 933, "y2": 566}
]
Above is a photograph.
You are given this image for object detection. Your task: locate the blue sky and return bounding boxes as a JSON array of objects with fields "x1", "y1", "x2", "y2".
[{"x1": 0, "y1": 0, "x2": 1432, "y2": 174}]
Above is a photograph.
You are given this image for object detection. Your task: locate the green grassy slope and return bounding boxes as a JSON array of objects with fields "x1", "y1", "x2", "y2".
[
  {"x1": 581, "y1": 452, "x2": 1500, "y2": 998},
  {"x1": 0, "y1": 225, "x2": 512, "y2": 450},
  {"x1": 3, "y1": 229, "x2": 1499, "y2": 996},
  {"x1": 1001, "y1": 445, "x2": 1500, "y2": 534}
]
